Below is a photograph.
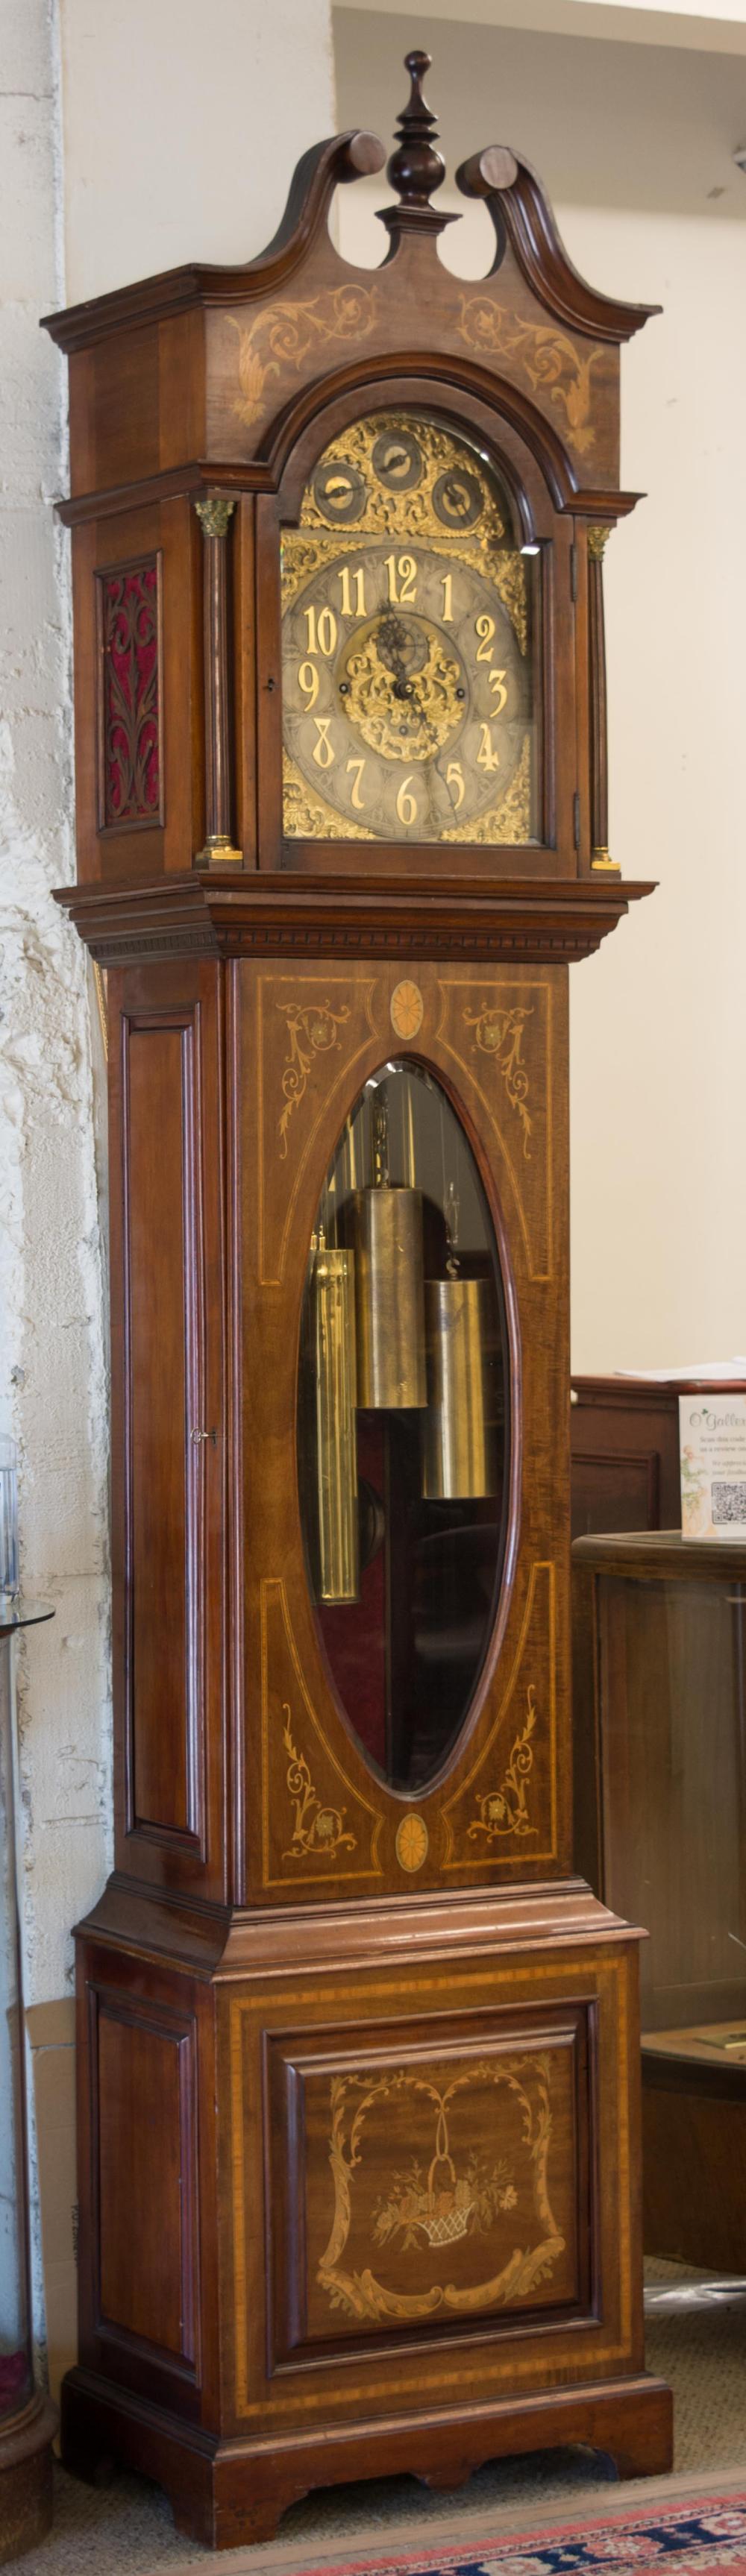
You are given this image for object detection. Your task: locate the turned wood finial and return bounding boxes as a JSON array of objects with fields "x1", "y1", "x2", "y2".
[
  {"x1": 388, "y1": 51, "x2": 444, "y2": 206},
  {"x1": 378, "y1": 50, "x2": 453, "y2": 241}
]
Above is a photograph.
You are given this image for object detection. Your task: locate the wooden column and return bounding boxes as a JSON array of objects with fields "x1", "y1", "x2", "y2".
[
  {"x1": 195, "y1": 494, "x2": 242, "y2": 865},
  {"x1": 587, "y1": 524, "x2": 618, "y2": 874}
]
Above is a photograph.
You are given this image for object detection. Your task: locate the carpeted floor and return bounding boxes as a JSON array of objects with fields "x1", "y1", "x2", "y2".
[{"x1": 14, "y1": 2267, "x2": 746, "y2": 2576}]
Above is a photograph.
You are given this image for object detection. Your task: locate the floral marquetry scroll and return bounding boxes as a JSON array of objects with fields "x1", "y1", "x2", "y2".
[
  {"x1": 278, "y1": 996, "x2": 352, "y2": 1157},
  {"x1": 463, "y1": 998, "x2": 533, "y2": 1157},
  {"x1": 454, "y1": 301, "x2": 603, "y2": 457},
  {"x1": 436, "y1": 976, "x2": 551, "y2": 1277},
  {"x1": 468, "y1": 1686, "x2": 539, "y2": 1844},
  {"x1": 281, "y1": 1708, "x2": 357, "y2": 1863},
  {"x1": 257, "y1": 973, "x2": 377, "y2": 1284},
  {"x1": 231, "y1": 286, "x2": 380, "y2": 433},
  {"x1": 442, "y1": 1561, "x2": 557, "y2": 1871},
  {"x1": 95, "y1": 555, "x2": 163, "y2": 832},
  {"x1": 216, "y1": 271, "x2": 619, "y2": 483},
  {"x1": 259, "y1": 1577, "x2": 383, "y2": 1889}
]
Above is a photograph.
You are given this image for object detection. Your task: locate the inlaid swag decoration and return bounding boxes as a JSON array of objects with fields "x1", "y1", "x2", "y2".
[{"x1": 317, "y1": 2051, "x2": 564, "y2": 2324}]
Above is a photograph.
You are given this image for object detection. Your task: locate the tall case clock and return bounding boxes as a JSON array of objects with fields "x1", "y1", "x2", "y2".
[{"x1": 43, "y1": 57, "x2": 671, "y2": 2547}]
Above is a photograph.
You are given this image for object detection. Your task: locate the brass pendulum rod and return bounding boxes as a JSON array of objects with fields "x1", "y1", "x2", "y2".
[
  {"x1": 587, "y1": 524, "x2": 619, "y2": 875},
  {"x1": 310, "y1": 1226, "x2": 360, "y2": 1604},
  {"x1": 402, "y1": 1080, "x2": 417, "y2": 1190},
  {"x1": 195, "y1": 494, "x2": 242, "y2": 866}
]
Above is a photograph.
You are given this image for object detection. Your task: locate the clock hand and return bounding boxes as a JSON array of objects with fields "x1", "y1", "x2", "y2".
[
  {"x1": 373, "y1": 615, "x2": 442, "y2": 750},
  {"x1": 374, "y1": 615, "x2": 414, "y2": 696}
]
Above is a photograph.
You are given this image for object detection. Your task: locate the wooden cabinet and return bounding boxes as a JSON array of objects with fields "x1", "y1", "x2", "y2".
[
  {"x1": 573, "y1": 1532, "x2": 746, "y2": 2269},
  {"x1": 44, "y1": 54, "x2": 671, "y2": 2548},
  {"x1": 570, "y1": 1376, "x2": 746, "y2": 1539},
  {"x1": 571, "y1": 1379, "x2": 680, "y2": 1537}
]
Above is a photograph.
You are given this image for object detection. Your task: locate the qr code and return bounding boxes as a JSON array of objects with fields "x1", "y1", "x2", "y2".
[{"x1": 712, "y1": 1480, "x2": 746, "y2": 1526}]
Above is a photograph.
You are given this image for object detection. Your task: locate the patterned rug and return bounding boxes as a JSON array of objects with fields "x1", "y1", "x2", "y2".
[{"x1": 271, "y1": 2497, "x2": 746, "y2": 2576}]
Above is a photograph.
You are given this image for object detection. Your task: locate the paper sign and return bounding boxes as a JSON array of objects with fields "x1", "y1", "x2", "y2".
[{"x1": 680, "y1": 1393, "x2": 746, "y2": 1539}]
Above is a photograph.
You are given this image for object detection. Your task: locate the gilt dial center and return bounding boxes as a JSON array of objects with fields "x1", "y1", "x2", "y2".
[{"x1": 336, "y1": 612, "x2": 468, "y2": 764}]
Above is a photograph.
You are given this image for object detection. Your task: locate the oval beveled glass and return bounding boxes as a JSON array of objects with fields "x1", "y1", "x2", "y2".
[{"x1": 297, "y1": 1061, "x2": 511, "y2": 1793}]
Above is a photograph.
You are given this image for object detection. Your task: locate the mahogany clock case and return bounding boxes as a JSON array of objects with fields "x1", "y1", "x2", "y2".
[{"x1": 44, "y1": 55, "x2": 670, "y2": 2550}]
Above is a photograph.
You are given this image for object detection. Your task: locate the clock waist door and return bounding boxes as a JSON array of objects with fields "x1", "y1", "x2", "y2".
[{"x1": 239, "y1": 951, "x2": 570, "y2": 1910}]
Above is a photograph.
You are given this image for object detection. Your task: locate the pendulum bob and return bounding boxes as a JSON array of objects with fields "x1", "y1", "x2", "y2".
[
  {"x1": 311, "y1": 1245, "x2": 359, "y2": 1603},
  {"x1": 423, "y1": 1276, "x2": 498, "y2": 1500},
  {"x1": 353, "y1": 1187, "x2": 427, "y2": 1410}
]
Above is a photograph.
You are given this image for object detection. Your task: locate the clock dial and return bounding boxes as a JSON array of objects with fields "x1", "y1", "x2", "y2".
[{"x1": 281, "y1": 413, "x2": 539, "y2": 846}]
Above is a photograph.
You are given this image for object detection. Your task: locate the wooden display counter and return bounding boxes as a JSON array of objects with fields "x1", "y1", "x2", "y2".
[{"x1": 573, "y1": 1533, "x2": 746, "y2": 2268}]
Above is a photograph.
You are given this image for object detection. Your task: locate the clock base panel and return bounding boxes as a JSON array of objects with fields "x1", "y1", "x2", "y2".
[
  {"x1": 60, "y1": 2367, "x2": 673, "y2": 2550},
  {"x1": 63, "y1": 1885, "x2": 673, "y2": 2550}
]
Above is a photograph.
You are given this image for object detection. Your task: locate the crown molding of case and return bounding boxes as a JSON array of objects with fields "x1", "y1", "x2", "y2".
[
  {"x1": 40, "y1": 116, "x2": 658, "y2": 362},
  {"x1": 54, "y1": 870, "x2": 656, "y2": 969}
]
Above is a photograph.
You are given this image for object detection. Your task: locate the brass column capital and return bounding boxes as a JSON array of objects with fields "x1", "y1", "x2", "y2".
[{"x1": 195, "y1": 494, "x2": 236, "y2": 542}]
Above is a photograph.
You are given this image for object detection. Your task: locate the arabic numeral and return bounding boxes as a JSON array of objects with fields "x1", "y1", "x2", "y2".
[
  {"x1": 488, "y1": 668, "x2": 508, "y2": 713},
  {"x1": 395, "y1": 773, "x2": 418, "y2": 826},
  {"x1": 346, "y1": 757, "x2": 366, "y2": 810},
  {"x1": 476, "y1": 724, "x2": 500, "y2": 773},
  {"x1": 298, "y1": 659, "x2": 319, "y2": 709},
  {"x1": 338, "y1": 565, "x2": 367, "y2": 618},
  {"x1": 304, "y1": 604, "x2": 338, "y2": 656},
  {"x1": 386, "y1": 553, "x2": 418, "y2": 606},
  {"x1": 312, "y1": 717, "x2": 335, "y2": 769}
]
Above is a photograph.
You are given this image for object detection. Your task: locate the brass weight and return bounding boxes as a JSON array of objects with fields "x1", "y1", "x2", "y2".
[
  {"x1": 310, "y1": 1243, "x2": 359, "y2": 1601},
  {"x1": 423, "y1": 1275, "x2": 498, "y2": 1498},
  {"x1": 354, "y1": 1186, "x2": 427, "y2": 1410}
]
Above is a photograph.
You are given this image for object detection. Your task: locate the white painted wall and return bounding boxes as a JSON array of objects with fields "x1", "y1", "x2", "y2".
[
  {"x1": 0, "y1": 0, "x2": 110, "y2": 2025},
  {"x1": 1, "y1": 0, "x2": 111, "y2": 2358},
  {"x1": 334, "y1": 10, "x2": 746, "y2": 1370},
  {"x1": 336, "y1": 0, "x2": 746, "y2": 54},
  {"x1": 58, "y1": 0, "x2": 337, "y2": 301},
  {"x1": 560, "y1": 201, "x2": 746, "y2": 1372}
]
